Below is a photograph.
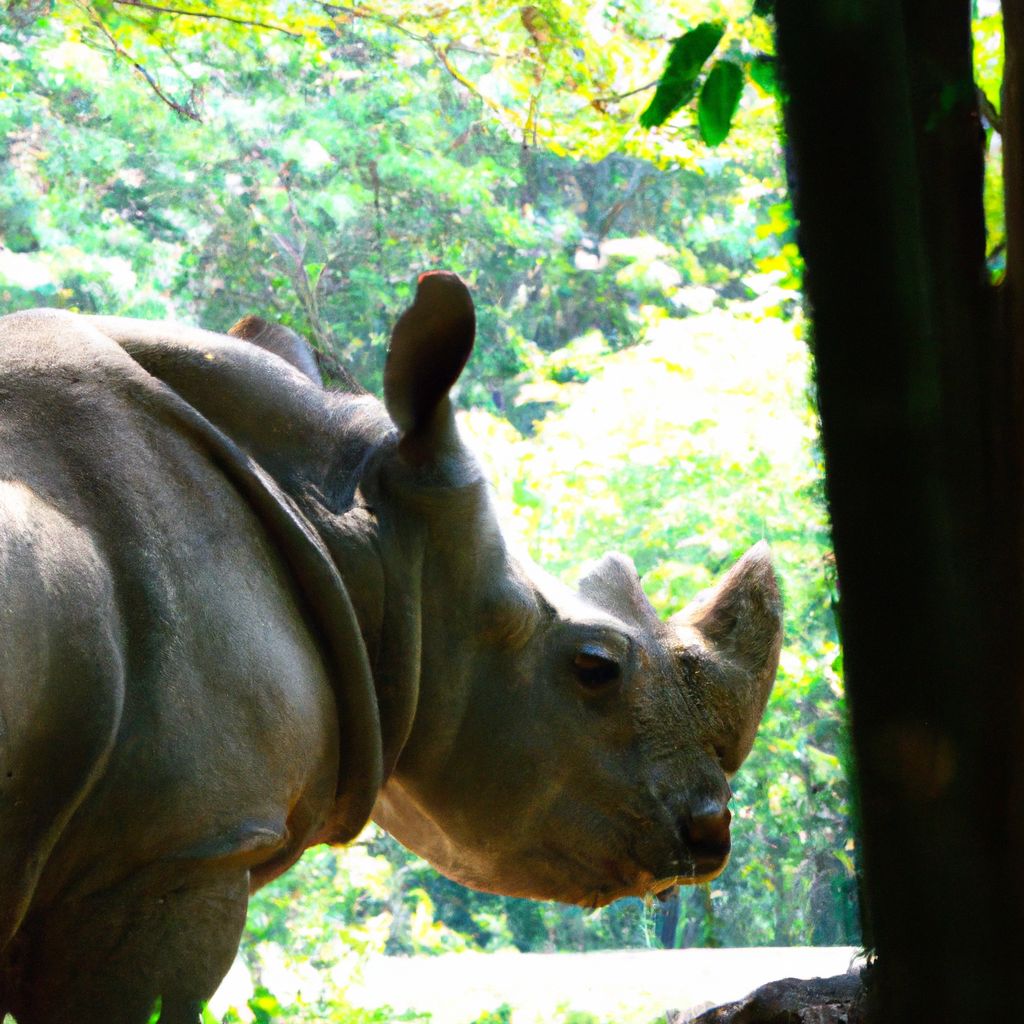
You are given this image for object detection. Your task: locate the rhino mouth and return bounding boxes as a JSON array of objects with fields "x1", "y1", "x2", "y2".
[
  {"x1": 533, "y1": 835, "x2": 731, "y2": 909},
  {"x1": 621, "y1": 813, "x2": 733, "y2": 899},
  {"x1": 625, "y1": 852, "x2": 731, "y2": 901},
  {"x1": 649, "y1": 853, "x2": 731, "y2": 892}
]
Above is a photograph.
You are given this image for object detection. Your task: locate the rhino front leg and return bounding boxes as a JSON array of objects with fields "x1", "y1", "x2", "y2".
[{"x1": 8, "y1": 862, "x2": 250, "y2": 1024}]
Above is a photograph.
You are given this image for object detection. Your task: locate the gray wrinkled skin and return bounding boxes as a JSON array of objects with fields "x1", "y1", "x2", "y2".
[{"x1": 0, "y1": 273, "x2": 781, "y2": 1023}]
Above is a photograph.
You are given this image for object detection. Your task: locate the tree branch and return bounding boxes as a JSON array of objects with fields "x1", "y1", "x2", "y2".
[
  {"x1": 597, "y1": 169, "x2": 653, "y2": 239},
  {"x1": 319, "y1": 2, "x2": 501, "y2": 59},
  {"x1": 432, "y1": 42, "x2": 521, "y2": 131},
  {"x1": 112, "y1": 0, "x2": 305, "y2": 38},
  {"x1": 593, "y1": 79, "x2": 659, "y2": 104},
  {"x1": 75, "y1": 0, "x2": 202, "y2": 121}
]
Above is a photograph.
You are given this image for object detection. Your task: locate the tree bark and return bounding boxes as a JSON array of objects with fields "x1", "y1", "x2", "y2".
[{"x1": 775, "y1": 2, "x2": 1024, "y2": 1019}]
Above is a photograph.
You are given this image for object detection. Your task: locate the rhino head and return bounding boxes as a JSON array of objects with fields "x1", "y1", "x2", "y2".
[{"x1": 360, "y1": 272, "x2": 783, "y2": 907}]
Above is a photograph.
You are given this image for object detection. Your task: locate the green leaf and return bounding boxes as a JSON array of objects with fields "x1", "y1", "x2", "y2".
[
  {"x1": 639, "y1": 22, "x2": 725, "y2": 129},
  {"x1": 753, "y1": 0, "x2": 775, "y2": 16},
  {"x1": 697, "y1": 60, "x2": 744, "y2": 146},
  {"x1": 749, "y1": 55, "x2": 777, "y2": 96},
  {"x1": 834, "y1": 848, "x2": 856, "y2": 875},
  {"x1": 513, "y1": 478, "x2": 542, "y2": 508},
  {"x1": 304, "y1": 261, "x2": 325, "y2": 291},
  {"x1": 247, "y1": 986, "x2": 286, "y2": 1024}
]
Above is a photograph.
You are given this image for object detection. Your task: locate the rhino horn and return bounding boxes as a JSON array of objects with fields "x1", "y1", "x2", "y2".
[
  {"x1": 578, "y1": 552, "x2": 662, "y2": 632},
  {"x1": 670, "y1": 541, "x2": 783, "y2": 772},
  {"x1": 384, "y1": 271, "x2": 475, "y2": 465}
]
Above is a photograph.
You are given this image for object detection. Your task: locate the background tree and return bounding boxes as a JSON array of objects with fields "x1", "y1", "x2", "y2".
[{"x1": 775, "y1": 1, "x2": 1024, "y2": 1019}]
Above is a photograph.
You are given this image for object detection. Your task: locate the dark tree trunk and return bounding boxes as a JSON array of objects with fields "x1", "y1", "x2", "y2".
[
  {"x1": 774, "y1": 2, "x2": 1024, "y2": 1020},
  {"x1": 657, "y1": 889, "x2": 681, "y2": 948}
]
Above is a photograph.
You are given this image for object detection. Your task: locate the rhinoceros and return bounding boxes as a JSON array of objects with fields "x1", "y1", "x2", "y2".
[{"x1": 0, "y1": 272, "x2": 782, "y2": 1023}]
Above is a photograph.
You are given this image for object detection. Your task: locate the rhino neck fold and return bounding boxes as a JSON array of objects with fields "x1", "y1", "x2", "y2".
[
  {"x1": 131, "y1": 374, "x2": 384, "y2": 845},
  {"x1": 314, "y1": 496, "x2": 426, "y2": 793},
  {"x1": 367, "y1": 524, "x2": 424, "y2": 785}
]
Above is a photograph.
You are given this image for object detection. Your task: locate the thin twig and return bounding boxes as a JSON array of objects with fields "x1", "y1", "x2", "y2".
[
  {"x1": 593, "y1": 78, "x2": 660, "y2": 104},
  {"x1": 320, "y1": 2, "x2": 502, "y2": 59},
  {"x1": 112, "y1": 0, "x2": 304, "y2": 37},
  {"x1": 433, "y1": 42, "x2": 517, "y2": 125},
  {"x1": 76, "y1": 0, "x2": 202, "y2": 120}
]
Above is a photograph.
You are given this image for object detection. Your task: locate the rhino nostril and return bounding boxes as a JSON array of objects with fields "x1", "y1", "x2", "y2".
[{"x1": 682, "y1": 803, "x2": 732, "y2": 859}]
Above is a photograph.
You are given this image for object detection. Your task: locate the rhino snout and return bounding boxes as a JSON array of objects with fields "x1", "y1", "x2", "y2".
[{"x1": 679, "y1": 797, "x2": 732, "y2": 875}]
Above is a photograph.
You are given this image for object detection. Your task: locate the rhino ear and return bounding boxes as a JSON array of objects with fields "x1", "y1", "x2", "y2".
[
  {"x1": 672, "y1": 541, "x2": 783, "y2": 771},
  {"x1": 578, "y1": 553, "x2": 661, "y2": 631},
  {"x1": 384, "y1": 272, "x2": 475, "y2": 463}
]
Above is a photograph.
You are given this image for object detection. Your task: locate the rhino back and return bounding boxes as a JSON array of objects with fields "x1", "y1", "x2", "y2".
[
  {"x1": 86, "y1": 313, "x2": 393, "y2": 512},
  {"x1": 0, "y1": 310, "x2": 341, "y2": 909}
]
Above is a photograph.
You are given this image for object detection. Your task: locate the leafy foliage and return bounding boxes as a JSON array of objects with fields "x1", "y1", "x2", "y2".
[
  {"x1": 0, "y1": 9, "x2": 792, "y2": 411},
  {"x1": 638, "y1": 5, "x2": 778, "y2": 149},
  {"x1": 698, "y1": 61, "x2": 745, "y2": 146},
  {"x1": 638, "y1": 23, "x2": 725, "y2": 129},
  {"x1": 25, "y1": 0, "x2": 781, "y2": 161}
]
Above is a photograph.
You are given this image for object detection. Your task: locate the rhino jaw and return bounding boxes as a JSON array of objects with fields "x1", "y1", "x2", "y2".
[{"x1": 370, "y1": 543, "x2": 783, "y2": 909}]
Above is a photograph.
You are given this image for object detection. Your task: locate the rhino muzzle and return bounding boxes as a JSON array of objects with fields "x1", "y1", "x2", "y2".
[{"x1": 680, "y1": 797, "x2": 733, "y2": 873}]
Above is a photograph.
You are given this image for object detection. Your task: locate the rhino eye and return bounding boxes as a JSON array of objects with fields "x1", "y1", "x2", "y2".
[{"x1": 572, "y1": 650, "x2": 621, "y2": 691}]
